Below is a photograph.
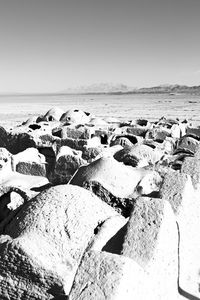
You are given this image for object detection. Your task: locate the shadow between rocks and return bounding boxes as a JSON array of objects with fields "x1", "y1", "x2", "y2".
[{"x1": 177, "y1": 222, "x2": 200, "y2": 300}]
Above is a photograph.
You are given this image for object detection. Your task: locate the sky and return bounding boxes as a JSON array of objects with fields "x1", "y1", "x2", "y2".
[{"x1": 0, "y1": 0, "x2": 200, "y2": 93}]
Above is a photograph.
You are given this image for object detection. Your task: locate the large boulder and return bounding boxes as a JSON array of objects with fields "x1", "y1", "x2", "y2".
[
  {"x1": 104, "y1": 197, "x2": 178, "y2": 299},
  {"x1": 161, "y1": 171, "x2": 200, "y2": 298},
  {"x1": 0, "y1": 185, "x2": 119, "y2": 298},
  {"x1": 68, "y1": 250, "x2": 146, "y2": 300},
  {"x1": 70, "y1": 157, "x2": 145, "y2": 199},
  {"x1": 69, "y1": 197, "x2": 178, "y2": 300}
]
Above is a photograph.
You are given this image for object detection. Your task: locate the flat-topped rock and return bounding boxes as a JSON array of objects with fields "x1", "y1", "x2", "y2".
[
  {"x1": 114, "y1": 143, "x2": 163, "y2": 167},
  {"x1": 70, "y1": 156, "x2": 146, "y2": 198},
  {"x1": 53, "y1": 146, "x2": 86, "y2": 184},
  {"x1": 69, "y1": 250, "x2": 147, "y2": 300}
]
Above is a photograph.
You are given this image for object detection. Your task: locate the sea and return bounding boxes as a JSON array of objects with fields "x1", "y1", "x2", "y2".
[{"x1": 0, "y1": 93, "x2": 200, "y2": 128}]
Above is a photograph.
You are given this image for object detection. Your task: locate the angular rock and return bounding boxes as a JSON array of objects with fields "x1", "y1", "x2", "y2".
[
  {"x1": 177, "y1": 135, "x2": 200, "y2": 154},
  {"x1": 121, "y1": 197, "x2": 178, "y2": 299},
  {"x1": 0, "y1": 126, "x2": 8, "y2": 148},
  {"x1": 123, "y1": 126, "x2": 147, "y2": 137},
  {"x1": 53, "y1": 146, "x2": 86, "y2": 184},
  {"x1": 81, "y1": 145, "x2": 105, "y2": 162},
  {"x1": 163, "y1": 173, "x2": 200, "y2": 299},
  {"x1": 13, "y1": 148, "x2": 46, "y2": 177},
  {"x1": 61, "y1": 136, "x2": 101, "y2": 151},
  {"x1": 61, "y1": 124, "x2": 94, "y2": 140},
  {"x1": 186, "y1": 126, "x2": 200, "y2": 137},
  {"x1": 181, "y1": 156, "x2": 200, "y2": 189},
  {"x1": 82, "y1": 181, "x2": 134, "y2": 217},
  {"x1": 68, "y1": 250, "x2": 147, "y2": 300},
  {"x1": 160, "y1": 169, "x2": 190, "y2": 213},
  {"x1": 145, "y1": 127, "x2": 171, "y2": 141}
]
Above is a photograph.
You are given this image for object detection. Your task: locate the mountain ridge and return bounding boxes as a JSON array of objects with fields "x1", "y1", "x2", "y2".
[{"x1": 61, "y1": 83, "x2": 200, "y2": 95}]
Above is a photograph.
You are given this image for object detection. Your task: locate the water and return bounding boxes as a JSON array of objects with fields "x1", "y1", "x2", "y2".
[{"x1": 0, "y1": 93, "x2": 200, "y2": 127}]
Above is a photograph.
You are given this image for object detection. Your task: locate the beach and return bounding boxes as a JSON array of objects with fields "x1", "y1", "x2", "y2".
[{"x1": 0, "y1": 93, "x2": 200, "y2": 128}]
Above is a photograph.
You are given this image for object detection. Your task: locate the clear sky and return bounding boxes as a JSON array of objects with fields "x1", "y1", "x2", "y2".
[{"x1": 0, "y1": 0, "x2": 200, "y2": 93}]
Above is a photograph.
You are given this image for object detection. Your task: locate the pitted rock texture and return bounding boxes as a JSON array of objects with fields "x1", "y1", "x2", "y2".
[
  {"x1": 1, "y1": 107, "x2": 200, "y2": 299},
  {"x1": 0, "y1": 184, "x2": 119, "y2": 298}
]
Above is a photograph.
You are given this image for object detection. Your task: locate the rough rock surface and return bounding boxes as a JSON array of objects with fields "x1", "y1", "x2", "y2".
[
  {"x1": 68, "y1": 250, "x2": 146, "y2": 300},
  {"x1": 0, "y1": 185, "x2": 119, "y2": 298},
  {"x1": 1, "y1": 106, "x2": 200, "y2": 299},
  {"x1": 53, "y1": 146, "x2": 86, "y2": 184},
  {"x1": 70, "y1": 156, "x2": 147, "y2": 198}
]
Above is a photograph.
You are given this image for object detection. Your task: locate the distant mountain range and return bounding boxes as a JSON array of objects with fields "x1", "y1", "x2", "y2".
[
  {"x1": 62, "y1": 83, "x2": 200, "y2": 95},
  {"x1": 62, "y1": 83, "x2": 133, "y2": 94}
]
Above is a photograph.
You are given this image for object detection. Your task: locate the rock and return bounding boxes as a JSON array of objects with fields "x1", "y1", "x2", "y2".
[
  {"x1": 181, "y1": 156, "x2": 200, "y2": 189},
  {"x1": 110, "y1": 136, "x2": 135, "y2": 148},
  {"x1": 13, "y1": 148, "x2": 46, "y2": 177},
  {"x1": 120, "y1": 197, "x2": 178, "y2": 300},
  {"x1": 114, "y1": 144, "x2": 163, "y2": 167},
  {"x1": 60, "y1": 109, "x2": 90, "y2": 125},
  {"x1": 123, "y1": 126, "x2": 147, "y2": 137},
  {"x1": 87, "y1": 215, "x2": 127, "y2": 252},
  {"x1": 171, "y1": 123, "x2": 181, "y2": 138},
  {"x1": 0, "y1": 186, "x2": 30, "y2": 224},
  {"x1": 70, "y1": 157, "x2": 146, "y2": 199},
  {"x1": 95, "y1": 145, "x2": 123, "y2": 160},
  {"x1": 132, "y1": 119, "x2": 150, "y2": 127},
  {"x1": 61, "y1": 136, "x2": 101, "y2": 151},
  {"x1": 68, "y1": 250, "x2": 147, "y2": 300},
  {"x1": 82, "y1": 181, "x2": 134, "y2": 217},
  {"x1": 110, "y1": 134, "x2": 142, "y2": 148},
  {"x1": 0, "y1": 126, "x2": 8, "y2": 148},
  {"x1": 61, "y1": 124, "x2": 94, "y2": 140},
  {"x1": 160, "y1": 169, "x2": 190, "y2": 213},
  {"x1": 0, "y1": 238, "x2": 63, "y2": 299},
  {"x1": 176, "y1": 182, "x2": 200, "y2": 298},
  {"x1": 0, "y1": 150, "x2": 49, "y2": 195},
  {"x1": 81, "y1": 145, "x2": 105, "y2": 162},
  {"x1": 162, "y1": 172, "x2": 200, "y2": 298},
  {"x1": 53, "y1": 146, "x2": 86, "y2": 184},
  {"x1": 136, "y1": 170, "x2": 162, "y2": 196},
  {"x1": 186, "y1": 126, "x2": 200, "y2": 137},
  {"x1": 0, "y1": 185, "x2": 119, "y2": 298},
  {"x1": 0, "y1": 147, "x2": 12, "y2": 172},
  {"x1": 69, "y1": 197, "x2": 178, "y2": 300},
  {"x1": 42, "y1": 107, "x2": 65, "y2": 122},
  {"x1": 145, "y1": 127, "x2": 171, "y2": 141},
  {"x1": 177, "y1": 135, "x2": 200, "y2": 154},
  {"x1": 88, "y1": 117, "x2": 108, "y2": 127},
  {"x1": 6, "y1": 131, "x2": 36, "y2": 154}
]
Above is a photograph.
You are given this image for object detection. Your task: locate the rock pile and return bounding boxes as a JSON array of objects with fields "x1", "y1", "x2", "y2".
[{"x1": 0, "y1": 108, "x2": 199, "y2": 299}]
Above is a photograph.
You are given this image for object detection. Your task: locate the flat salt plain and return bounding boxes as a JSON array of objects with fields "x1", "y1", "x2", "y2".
[{"x1": 0, "y1": 93, "x2": 200, "y2": 127}]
